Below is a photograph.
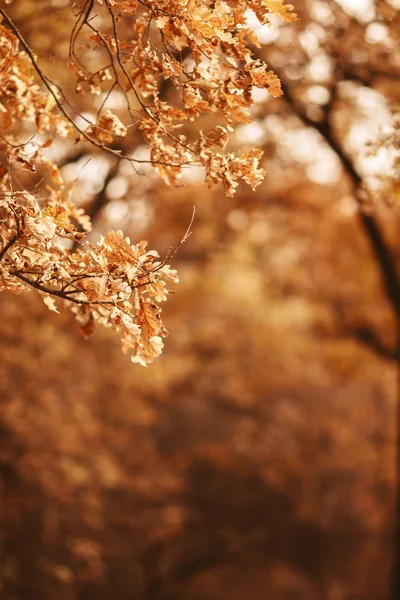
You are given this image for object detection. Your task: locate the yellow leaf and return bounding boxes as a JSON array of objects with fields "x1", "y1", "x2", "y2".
[{"x1": 261, "y1": 0, "x2": 298, "y2": 22}]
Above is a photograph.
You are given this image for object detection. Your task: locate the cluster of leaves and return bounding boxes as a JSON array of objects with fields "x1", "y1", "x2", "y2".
[
  {"x1": 64, "y1": 0, "x2": 296, "y2": 192},
  {"x1": 0, "y1": 21, "x2": 72, "y2": 179},
  {"x1": 0, "y1": 188, "x2": 180, "y2": 364},
  {"x1": 0, "y1": 0, "x2": 297, "y2": 189},
  {"x1": 0, "y1": 0, "x2": 296, "y2": 363}
]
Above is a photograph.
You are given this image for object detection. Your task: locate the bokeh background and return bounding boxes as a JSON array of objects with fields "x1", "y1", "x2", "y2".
[{"x1": 1, "y1": 0, "x2": 400, "y2": 598}]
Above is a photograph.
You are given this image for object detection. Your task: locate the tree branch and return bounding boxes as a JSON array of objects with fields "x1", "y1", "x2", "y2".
[
  {"x1": 0, "y1": 7, "x2": 187, "y2": 169},
  {"x1": 281, "y1": 81, "x2": 400, "y2": 324}
]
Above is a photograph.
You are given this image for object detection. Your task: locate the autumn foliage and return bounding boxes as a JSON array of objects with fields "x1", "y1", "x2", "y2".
[
  {"x1": 2, "y1": 1, "x2": 400, "y2": 599},
  {"x1": 0, "y1": 0, "x2": 296, "y2": 364}
]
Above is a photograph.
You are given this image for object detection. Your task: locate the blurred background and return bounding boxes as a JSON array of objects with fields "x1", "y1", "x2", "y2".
[{"x1": 1, "y1": 0, "x2": 400, "y2": 598}]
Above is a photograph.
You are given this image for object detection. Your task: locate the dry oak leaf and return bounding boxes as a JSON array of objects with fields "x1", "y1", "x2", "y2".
[
  {"x1": 87, "y1": 110, "x2": 127, "y2": 144},
  {"x1": 261, "y1": 0, "x2": 298, "y2": 22}
]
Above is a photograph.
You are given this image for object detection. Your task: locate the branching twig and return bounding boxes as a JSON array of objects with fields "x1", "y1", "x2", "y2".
[{"x1": 0, "y1": 7, "x2": 190, "y2": 169}]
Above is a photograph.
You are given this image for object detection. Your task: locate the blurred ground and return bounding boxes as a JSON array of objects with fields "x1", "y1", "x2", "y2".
[{"x1": 0, "y1": 183, "x2": 398, "y2": 598}]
